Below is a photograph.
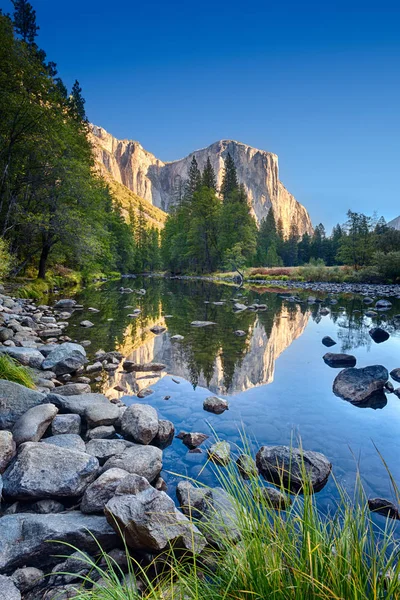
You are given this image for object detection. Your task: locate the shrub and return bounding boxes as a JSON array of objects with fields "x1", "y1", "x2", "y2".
[
  {"x1": 373, "y1": 251, "x2": 400, "y2": 282},
  {"x1": 0, "y1": 355, "x2": 35, "y2": 388},
  {"x1": 0, "y1": 238, "x2": 12, "y2": 280}
]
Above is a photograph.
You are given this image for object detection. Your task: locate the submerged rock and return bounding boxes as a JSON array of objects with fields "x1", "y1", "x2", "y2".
[
  {"x1": 259, "y1": 487, "x2": 291, "y2": 510},
  {"x1": 322, "y1": 336, "x2": 336, "y2": 347},
  {"x1": 333, "y1": 365, "x2": 389, "y2": 405},
  {"x1": 181, "y1": 432, "x2": 209, "y2": 449},
  {"x1": 208, "y1": 441, "x2": 231, "y2": 465},
  {"x1": 256, "y1": 445, "x2": 332, "y2": 493},
  {"x1": 368, "y1": 497, "x2": 400, "y2": 520},
  {"x1": 369, "y1": 327, "x2": 390, "y2": 344},
  {"x1": 323, "y1": 353, "x2": 357, "y2": 368},
  {"x1": 203, "y1": 396, "x2": 229, "y2": 414},
  {"x1": 391, "y1": 368, "x2": 400, "y2": 383}
]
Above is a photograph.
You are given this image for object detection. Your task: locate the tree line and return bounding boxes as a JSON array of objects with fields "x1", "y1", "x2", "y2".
[{"x1": 0, "y1": 1, "x2": 158, "y2": 280}]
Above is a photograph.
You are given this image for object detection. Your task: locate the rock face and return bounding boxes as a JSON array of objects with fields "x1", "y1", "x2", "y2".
[
  {"x1": 90, "y1": 125, "x2": 313, "y2": 237},
  {"x1": 333, "y1": 365, "x2": 389, "y2": 405},
  {"x1": 256, "y1": 445, "x2": 332, "y2": 493},
  {"x1": 388, "y1": 215, "x2": 400, "y2": 230}
]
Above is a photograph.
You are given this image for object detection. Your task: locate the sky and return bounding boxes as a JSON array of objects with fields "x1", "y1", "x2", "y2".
[{"x1": 3, "y1": 0, "x2": 400, "y2": 229}]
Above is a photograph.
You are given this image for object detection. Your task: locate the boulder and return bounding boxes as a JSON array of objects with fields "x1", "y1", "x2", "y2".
[
  {"x1": 208, "y1": 441, "x2": 231, "y2": 465},
  {"x1": 104, "y1": 487, "x2": 206, "y2": 554},
  {"x1": 54, "y1": 299, "x2": 76, "y2": 309},
  {"x1": 84, "y1": 403, "x2": 120, "y2": 428},
  {"x1": 41, "y1": 343, "x2": 86, "y2": 375},
  {"x1": 12, "y1": 404, "x2": 58, "y2": 445},
  {"x1": 0, "y1": 575, "x2": 21, "y2": 600},
  {"x1": 190, "y1": 321, "x2": 216, "y2": 327},
  {"x1": 10, "y1": 567, "x2": 44, "y2": 593},
  {"x1": 86, "y1": 425, "x2": 115, "y2": 440},
  {"x1": 0, "y1": 431, "x2": 16, "y2": 473},
  {"x1": 42, "y1": 434, "x2": 86, "y2": 452},
  {"x1": 0, "y1": 512, "x2": 117, "y2": 573},
  {"x1": 256, "y1": 445, "x2": 332, "y2": 493},
  {"x1": 369, "y1": 327, "x2": 390, "y2": 344},
  {"x1": 236, "y1": 454, "x2": 257, "y2": 479},
  {"x1": 375, "y1": 299, "x2": 392, "y2": 310},
  {"x1": 333, "y1": 365, "x2": 389, "y2": 405},
  {"x1": 365, "y1": 310, "x2": 378, "y2": 317},
  {"x1": 51, "y1": 414, "x2": 81, "y2": 436},
  {"x1": 123, "y1": 362, "x2": 166, "y2": 373},
  {"x1": 48, "y1": 551, "x2": 92, "y2": 586},
  {"x1": 85, "y1": 439, "x2": 134, "y2": 463},
  {"x1": 81, "y1": 468, "x2": 129, "y2": 514},
  {"x1": 368, "y1": 497, "x2": 400, "y2": 520},
  {"x1": 102, "y1": 445, "x2": 162, "y2": 483},
  {"x1": 0, "y1": 347, "x2": 44, "y2": 369},
  {"x1": 323, "y1": 353, "x2": 357, "y2": 368},
  {"x1": 233, "y1": 303, "x2": 247, "y2": 311},
  {"x1": 170, "y1": 335, "x2": 184, "y2": 341},
  {"x1": 48, "y1": 392, "x2": 110, "y2": 416},
  {"x1": 0, "y1": 381, "x2": 47, "y2": 429},
  {"x1": 390, "y1": 368, "x2": 400, "y2": 383},
  {"x1": 80, "y1": 320, "x2": 94, "y2": 328},
  {"x1": 115, "y1": 473, "x2": 151, "y2": 496},
  {"x1": 0, "y1": 328, "x2": 14, "y2": 342},
  {"x1": 55, "y1": 383, "x2": 92, "y2": 396},
  {"x1": 149, "y1": 325, "x2": 166, "y2": 335},
  {"x1": 2, "y1": 442, "x2": 98, "y2": 499},
  {"x1": 203, "y1": 396, "x2": 229, "y2": 414},
  {"x1": 234, "y1": 330, "x2": 246, "y2": 336},
  {"x1": 30, "y1": 499, "x2": 65, "y2": 514},
  {"x1": 86, "y1": 362, "x2": 103, "y2": 374},
  {"x1": 322, "y1": 336, "x2": 336, "y2": 347},
  {"x1": 181, "y1": 432, "x2": 209, "y2": 449},
  {"x1": 258, "y1": 487, "x2": 291, "y2": 510},
  {"x1": 120, "y1": 404, "x2": 159, "y2": 444},
  {"x1": 176, "y1": 481, "x2": 212, "y2": 519},
  {"x1": 152, "y1": 419, "x2": 175, "y2": 449}
]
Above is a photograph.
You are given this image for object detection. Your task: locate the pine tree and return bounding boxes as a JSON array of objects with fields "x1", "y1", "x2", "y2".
[
  {"x1": 12, "y1": 0, "x2": 38, "y2": 43},
  {"x1": 221, "y1": 152, "x2": 239, "y2": 201},
  {"x1": 186, "y1": 156, "x2": 202, "y2": 197},
  {"x1": 202, "y1": 157, "x2": 217, "y2": 190},
  {"x1": 69, "y1": 80, "x2": 86, "y2": 121}
]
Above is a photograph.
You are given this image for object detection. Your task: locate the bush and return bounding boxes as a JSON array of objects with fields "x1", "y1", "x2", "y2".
[
  {"x1": 0, "y1": 238, "x2": 12, "y2": 280},
  {"x1": 0, "y1": 355, "x2": 35, "y2": 388},
  {"x1": 373, "y1": 251, "x2": 400, "y2": 282}
]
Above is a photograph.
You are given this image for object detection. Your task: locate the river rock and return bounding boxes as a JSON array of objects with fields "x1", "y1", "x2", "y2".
[
  {"x1": 120, "y1": 404, "x2": 159, "y2": 444},
  {"x1": 152, "y1": 419, "x2": 175, "y2": 449},
  {"x1": 80, "y1": 320, "x2": 94, "y2": 328},
  {"x1": 150, "y1": 325, "x2": 166, "y2": 334},
  {"x1": 54, "y1": 299, "x2": 76, "y2": 309},
  {"x1": 234, "y1": 330, "x2": 246, "y2": 336},
  {"x1": 0, "y1": 327, "x2": 14, "y2": 342},
  {"x1": 375, "y1": 299, "x2": 392, "y2": 310},
  {"x1": 323, "y1": 353, "x2": 357, "y2": 368},
  {"x1": 51, "y1": 414, "x2": 81, "y2": 436},
  {"x1": 55, "y1": 383, "x2": 92, "y2": 396},
  {"x1": 114, "y1": 473, "x2": 151, "y2": 496},
  {"x1": 2, "y1": 442, "x2": 98, "y2": 499},
  {"x1": 86, "y1": 425, "x2": 115, "y2": 440},
  {"x1": 0, "y1": 347, "x2": 44, "y2": 369},
  {"x1": 0, "y1": 381, "x2": 47, "y2": 429},
  {"x1": 322, "y1": 336, "x2": 336, "y2": 347},
  {"x1": 12, "y1": 404, "x2": 58, "y2": 445},
  {"x1": 102, "y1": 445, "x2": 162, "y2": 482},
  {"x1": 41, "y1": 343, "x2": 86, "y2": 375},
  {"x1": 258, "y1": 487, "x2": 291, "y2": 510},
  {"x1": 368, "y1": 497, "x2": 400, "y2": 520},
  {"x1": 208, "y1": 441, "x2": 231, "y2": 465},
  {"x1": 236, "y1": 454, "x2": 258, "y2": 479},
  {"x1": 176, "y1": 481, "x2": 212, "y2": 519},
  {"x1": 0, "y1": 512, "x2": 117, "y2": 572},
  {"x1": 319, "y1": 308, "x2": 330, "y2": 316},
  {"x1": 181, "y1": 432, "x2": 209, "y2": 449},
  {"x1": 42, "y1": 434, "x2": 86, "y2": 452},
  {"x1": 84, "y1": 403, "x2": 120, "y2": 428},
  {"x1": 0, "y1": 431, "x2": 16, "y2": 473},
  {"x1": 233, "y1": 303, "x2": 247, "y2": 311},
  {"x1": 365, "y1": 310, "x2": 378, "y2": 317},
  {"x1": 86, "y1": 362, "x2": 102, "y2": 374},
  {"x1": 170, "y1": 334, "x2": 184, "y2": 341},
  {"x1": 85, "y1": 439, "x2": 134, "y2": 463},
  {"x1": 104, "y1": 487, "x2": 206, "y2": 554},
  {"x1": 81, "y1": 468, "x2": 129, "y2": 514},
  {"x1": 48, "y1": 392, "x2": 110, "y2": 415},
  {"x1": 0, "y1": 575, "x2": 21, "y2": 600},
  {"x1": 11, "y1": 567, "x2": 44, "y2": 593},
  {"x1": 390, "y1": 368, "x2": 400, "y2": 383},
  {"x1": 369, "y1": 327, "x2": 390, "y2": 344},
  {"x1": 123, "y1": 362, "x2": 166, "y2": 373},
  {"x1": 333, "y1": 365, "x2": 389, "y2": 404},
  {"x1": 256, "y1": 445, "x2": 332, "y2": 493},
  {"x1": 190, "y1": 321, "x2": 216, "y2": 327},
  {"x1": 203, "y1": 396, "x2": 229, "y2": 414}
]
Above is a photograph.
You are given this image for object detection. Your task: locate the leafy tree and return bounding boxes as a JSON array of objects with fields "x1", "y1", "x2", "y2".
[{"x1": 12, "y1": 0, "x2": 38, "y2": 43}]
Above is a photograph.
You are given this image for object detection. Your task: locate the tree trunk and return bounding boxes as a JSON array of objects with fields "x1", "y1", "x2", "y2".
[{"x1": 38, "y1": 244, "x2": 50, "y2": 279}]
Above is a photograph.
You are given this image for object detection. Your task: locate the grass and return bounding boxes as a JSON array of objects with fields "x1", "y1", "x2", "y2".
[
  {"x1": 0, "y1": 355, "x2": 35, "y2": 388},
  {"x1": 55, "y1": 440, "x2": 400, "y2": 600}
]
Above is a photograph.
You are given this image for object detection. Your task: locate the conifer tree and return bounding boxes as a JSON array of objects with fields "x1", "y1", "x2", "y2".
[
  {"x1": 12, "y1": 0, "x2": 38, "y2": 43},
  {"x1": 221, "y1": 152, "x2": 238, "y2": 201},
  {"x1": 69, "y1": 80, "x2": 86, "y2": 121},
  {"x1": 202, "y1": 157, "x2": 217, "y2": 190},
  {"x1": 186, "y1": 156, "x2": 202, "y2": 197}
]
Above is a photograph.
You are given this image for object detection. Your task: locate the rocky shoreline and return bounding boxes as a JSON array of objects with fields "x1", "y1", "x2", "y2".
[{"x1": 0, "y1": 283, "x2": 399, "y2": 598}]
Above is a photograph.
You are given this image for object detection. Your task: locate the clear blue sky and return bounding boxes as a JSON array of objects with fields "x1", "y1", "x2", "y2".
[{"x1": 3, "y1": 0, "x2": 400, "y2": 229}]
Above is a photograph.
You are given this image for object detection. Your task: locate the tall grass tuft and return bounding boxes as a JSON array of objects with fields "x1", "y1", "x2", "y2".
[
  {"x1": 59, "y1": 442, "x2": 400, "y2": 600},
  {"x1": 0, "y1": 355, "x2": 35, "y2": 388}
]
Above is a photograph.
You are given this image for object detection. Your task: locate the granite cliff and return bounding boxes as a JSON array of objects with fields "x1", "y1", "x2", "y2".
[
  {"x1": 90, "y1": 125, "x2": 313, "y2": 237},
  {"x1": 388, "y1": 216, "x2": 400, "y2": 230}
]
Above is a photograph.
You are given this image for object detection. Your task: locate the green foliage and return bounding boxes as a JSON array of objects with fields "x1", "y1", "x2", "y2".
[
  {"x1": 69, "y1": 79, "x2": 87, "y2": 121},
  {"x1": 372, "y1": 251, "x2": 400, "y2": 282},
  {"x1": 336, "y1": 210, "x2": 376, "y2": 269},
  {"x1": 220, "y1": 151, "x2": 238, "y2": 201},
  {"x1": 0, "y1": 238, "x2": 12, "y2": 279},
  {"x1": 12, "y1": 0, "x2": 38, "y2": 43},
  {"x1": 0, "y1": 355, "x2": 35, "y2": 388}
]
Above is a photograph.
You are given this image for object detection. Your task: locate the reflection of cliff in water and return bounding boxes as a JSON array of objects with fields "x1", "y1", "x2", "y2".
[{"x1": 104, "y1": 305, "x2": 309, "y2": 397}]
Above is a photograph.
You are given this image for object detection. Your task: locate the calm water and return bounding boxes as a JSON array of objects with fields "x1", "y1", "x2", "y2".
[{"x1": 63, "y1": 278, "x2": 400, "y2": 510}]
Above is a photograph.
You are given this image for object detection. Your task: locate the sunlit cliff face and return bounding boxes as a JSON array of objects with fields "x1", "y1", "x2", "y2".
[
  {"x1": 103, "y1": 306, "x2": 309, "y2": 399},
  {"x1": 89, "y1": 125, "x2": 313, "y2": 238}
]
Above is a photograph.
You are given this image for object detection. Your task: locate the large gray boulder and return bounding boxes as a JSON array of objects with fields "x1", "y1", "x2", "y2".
[
  {"x1": 203, "y1": 396, "x2": 229, "y2": 414},
  {"x1": 105, "y1": 487, "x2": 206, "y2": 553},
  {"x1": 0, "y1": 347, "x2": 44, "y2": 369},
  {"x1": 84, "y1": 403, "x2": 120, "y2": 428},
  {"x1": 0, "y1": 575, "x2": 21, "y2": 600},
  {"x1": 12, "y1": 404, "x2": 58, "y2": 445},
  {"x1": 10, "y1": 566, "x2": 44, "y2": 593},
  {"x1": 85, "y1": 439, "x2": 134, "y2": 463},
  {"x1": 55, "y1": 383, "x2": 92, "y2": 396},
  {"x1": 152, "y1": 419, "x2": 175, "y2": 449},
  {"x1": 333, "y1": 365, "x2": 389, "y2": 405},
  {"x1": 0, "y1": 381, "x2": 47, "y2": 429},
  {"x1": 51, "y1": 414, "x2": 81, "y2": 436},
  {"x1": 176, "y1": 482, "x2": 240, "y2": 547},
  {"x1": 48, "y1": 393, "x2": 110, "y2": 416},
  {"x1": 102, "y1": 445, "x2": 162, "y2": 483},
  {"x1": 0, "y1": 512, "x2": 118, "y2": 573},
  {"x1": 81, "y1": 468, "x2": 129, "y2": 514},
  {"x1": 120, "y1": 404, "x2": 159, "y2": 444},
  {"x1": 256, "y1": 445, "x2": 332, "y2": 493},
  {"x1": 323, "y1": 353, "x2": 356, "y2": 368},
  {"x1": 42, "y1": 434, "x2": 86, "y2": 452},
  {"x1": 0, "y1": 431, "x2": 16, "y2": 473},
  {"x1": 2, "y1": 442, "x2": 98, "y2": 499},
  {"x1": 41, "y1": 343, "x2": 86, "y2": 375}
]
